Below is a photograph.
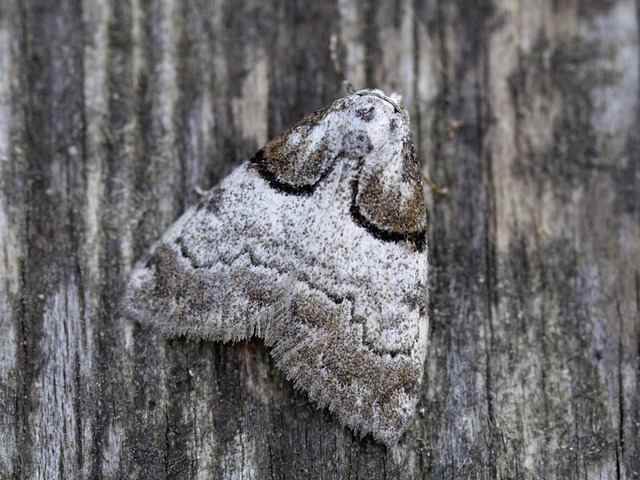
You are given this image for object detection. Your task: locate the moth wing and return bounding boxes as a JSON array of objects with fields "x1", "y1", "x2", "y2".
[
  {"x1": 123, "y1": 164, "x2": 291, "y2": 342},
  {"x1": 257, "y1": 190, "x2": 428, "y2": 445},
  {"x1": 253, "y1": 91, "x2": 429, "y2": 445},
  {"x1": 124, "y1": 98, "x2": 342, "y2": 341}
]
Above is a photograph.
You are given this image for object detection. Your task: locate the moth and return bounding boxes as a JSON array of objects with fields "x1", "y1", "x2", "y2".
[{"x1": 124, "y1": 89, "x2": 429, "y2": 446}]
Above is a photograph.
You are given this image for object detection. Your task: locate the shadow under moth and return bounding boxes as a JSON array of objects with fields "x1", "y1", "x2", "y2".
[{"x1": 124, "y1": 89, "x2": 429, "y2": 446}]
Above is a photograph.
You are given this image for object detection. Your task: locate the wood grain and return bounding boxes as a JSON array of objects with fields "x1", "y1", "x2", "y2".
[{"x1": 0, "y1": 0, "x2": 638, "y2": 478}]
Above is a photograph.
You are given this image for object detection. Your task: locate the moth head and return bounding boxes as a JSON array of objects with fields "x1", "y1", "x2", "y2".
[
  {"x1": 251, "y1": 89, "x2": 426, "y2": 250},
  {"x1": 349, "y1": 91, "x2": 427, "y2": 251}
]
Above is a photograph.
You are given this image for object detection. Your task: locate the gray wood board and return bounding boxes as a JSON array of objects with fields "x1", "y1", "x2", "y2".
[{"x1": 0, "y1": 0, "x2": 638, "y2": 478}]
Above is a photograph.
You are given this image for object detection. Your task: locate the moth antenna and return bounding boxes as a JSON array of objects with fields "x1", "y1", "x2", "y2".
[
  {"x1": 422, "y1": 173, "x2": 449, "y2": 196},
  {"x1": 330, "y1": 33, "x2": 356, "y2": 95}
]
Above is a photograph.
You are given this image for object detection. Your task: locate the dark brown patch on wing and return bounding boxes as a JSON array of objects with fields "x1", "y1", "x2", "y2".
[
  {"x1": 351, "y1": 138, "x2": 427, "y2": 251},
  {"x1": 250, "y1": 106, "x2": 335, "y2": 195}
]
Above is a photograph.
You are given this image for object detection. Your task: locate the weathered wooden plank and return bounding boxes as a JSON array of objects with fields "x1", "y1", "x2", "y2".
[{"x1": 0, "y1": 0, "x2": 638, "y2": 478}]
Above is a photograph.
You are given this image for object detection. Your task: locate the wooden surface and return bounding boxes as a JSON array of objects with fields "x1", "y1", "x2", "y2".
[{"x1": 1, "y1": 0, "x2": 639, "y2": 478}]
